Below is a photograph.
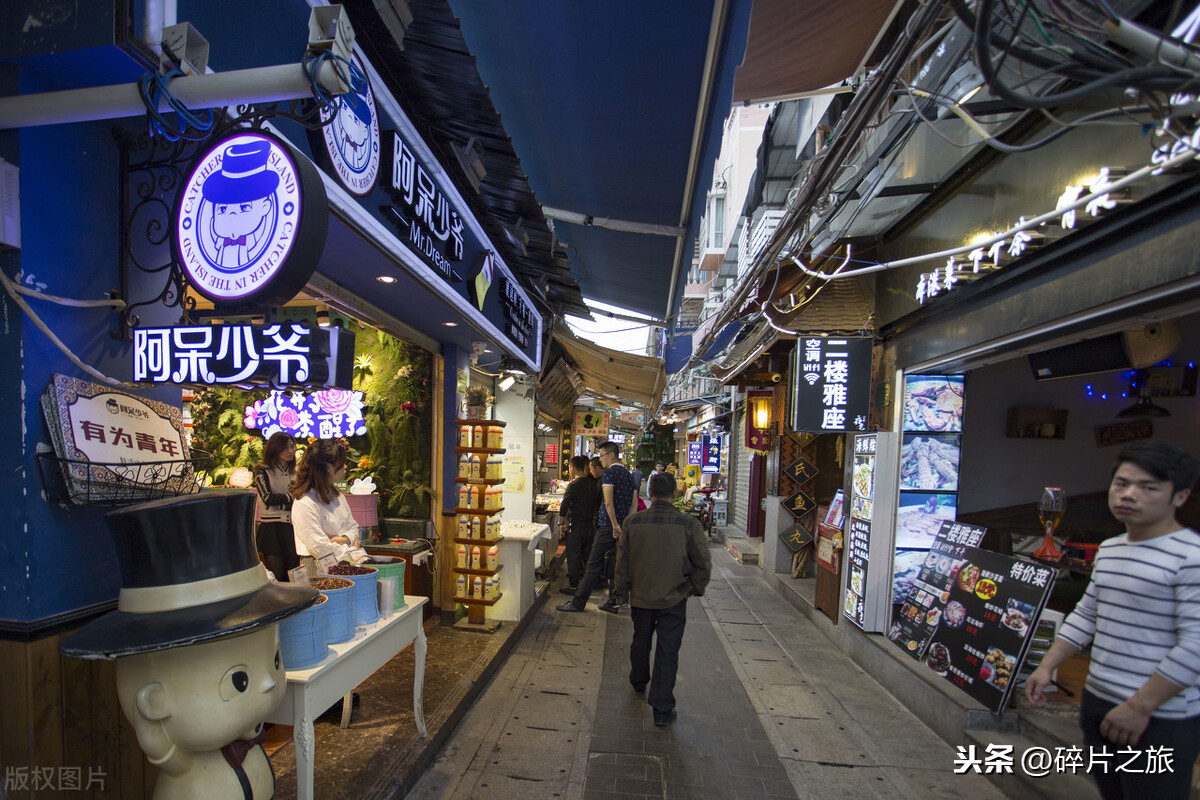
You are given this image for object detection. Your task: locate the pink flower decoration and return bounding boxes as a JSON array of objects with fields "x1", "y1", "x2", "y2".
[
  {"x1": 280, "y1": 408, "x2": 300, "y2": 428},
  {"x1": 314, "y1": 389, "x2": 353, "y2": 414},
  {"x1": 243, "y1": 403, "x2": 259, "y2": 429}
]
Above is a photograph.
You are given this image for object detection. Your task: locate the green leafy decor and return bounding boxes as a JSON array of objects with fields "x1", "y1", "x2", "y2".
[{"x1": 189, "y1": 387, "x2": 268, "y2": 485}]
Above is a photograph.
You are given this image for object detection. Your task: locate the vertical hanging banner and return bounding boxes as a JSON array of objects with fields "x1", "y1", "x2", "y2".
[{"x1": 791, "y1": 337, "x2": 872, "y2": 433}]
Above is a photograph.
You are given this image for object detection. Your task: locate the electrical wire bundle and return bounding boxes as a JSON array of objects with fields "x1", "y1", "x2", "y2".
[
  {"x1": 951, "y1": 0, "x2": 1200, "y2": 110},
  {"x1": 136, "y1": 69, "x2": 215, "y2": 142},
  {"x1": 301, "y1": 49, "x2": 369, "y2": 115}
]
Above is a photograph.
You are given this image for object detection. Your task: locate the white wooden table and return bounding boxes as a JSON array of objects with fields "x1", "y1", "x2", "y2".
[{"x1": 266, "y1": 596, "x2": 428, "y2": 800}]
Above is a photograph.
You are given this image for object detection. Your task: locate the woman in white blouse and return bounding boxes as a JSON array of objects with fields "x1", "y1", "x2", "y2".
[{"x1": 290, "y1": 439, "x2": 364, "y2": 577}]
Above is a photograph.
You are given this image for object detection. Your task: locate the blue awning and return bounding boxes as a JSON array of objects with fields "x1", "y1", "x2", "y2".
[{"x1": 449, "y1": 0, "x2": 752, "y2": 320}]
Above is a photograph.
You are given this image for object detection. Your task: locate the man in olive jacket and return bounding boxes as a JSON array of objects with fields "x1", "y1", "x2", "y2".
[{"x1": 614, "y1": 472, "x2": 712, "y2": 726}]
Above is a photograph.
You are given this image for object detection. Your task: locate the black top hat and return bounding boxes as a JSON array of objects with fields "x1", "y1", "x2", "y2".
[{"x1": 61, "y1": 492, "x2": 317, "y2": 660}]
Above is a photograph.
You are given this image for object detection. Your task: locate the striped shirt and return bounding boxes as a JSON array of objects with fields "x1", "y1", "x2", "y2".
[{"x1": 1059, "y1": 528, "x2": 1200, "y2": 719}]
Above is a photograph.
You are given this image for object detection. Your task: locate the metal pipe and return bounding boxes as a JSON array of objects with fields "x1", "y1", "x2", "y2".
[
  {"x1": 0, "y1": 61, "x2": 347, "y2": 130},
  {"x1": 541, "y1": 206, "x2": 684, "y2": 238}
]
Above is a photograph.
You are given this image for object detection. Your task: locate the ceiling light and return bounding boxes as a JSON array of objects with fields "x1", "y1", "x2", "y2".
[
  {"x1": 1116, "y1": 386, "x2": 1170, "y2": 418},
  {"x1": 498, "y1": 374, "x2": 516, "y2": 391},
  {"x1": 376, "y1": 275, "x2": 397, "y2": 284},
  {"x1": 443, "y1": 321, "x2": 458, "y2": 327}
]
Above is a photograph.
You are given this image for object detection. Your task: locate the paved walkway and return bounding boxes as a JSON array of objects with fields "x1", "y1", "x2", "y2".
[{"x1": 408, "y1": 543, "x2": 1010, "y2": 800}]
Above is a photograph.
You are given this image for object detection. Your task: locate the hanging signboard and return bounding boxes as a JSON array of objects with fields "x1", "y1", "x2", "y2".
[
  {"x1": 779, "y1": 523, "x2": 814, "y2": 553},
  {"x1": 914, "y1": 545, "x2": 1056, "y2": 714},
  {"x1": 575, "y1": 410, "x2": 609, "y2": 438},
  {"x1": 791, "y1": 337, "x2": 872, "y2": 433},
  {"x1": 310, "y1": 53, "x2": 382, "y2": 196},
  {"x1": 174, "y1": 131, "x2": 328, "y2": 308},
  {"x1": 545, "y1": 442, "x2": 559, "y2": 465},
  {"x1": 782, "y1": 487, "x2": 816, "y2": 520},
  {"x1": 888, "y1": 521, "x2": 988, "y2": 661},
  {"x1": 132, "y1": 323, "x2": 354, "y2": 389},
  {"x1": 783, "y1": 456, "x2": 818, "y2": 484},
  {"x1": 701, "y1": 434, "x2": 722, "y2": 474},
  {"x1": 686, "y1": 440, "x2": 703, "y2": 466}
]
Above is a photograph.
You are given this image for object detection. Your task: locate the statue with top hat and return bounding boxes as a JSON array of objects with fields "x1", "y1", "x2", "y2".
[{"x1": 62, "y1": 492, "x2": 317, "y2": 800}]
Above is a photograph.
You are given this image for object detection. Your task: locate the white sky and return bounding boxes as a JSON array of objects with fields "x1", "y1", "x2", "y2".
[{"x1": 566, "y1": 299, "x2": 656, "y2": 355}]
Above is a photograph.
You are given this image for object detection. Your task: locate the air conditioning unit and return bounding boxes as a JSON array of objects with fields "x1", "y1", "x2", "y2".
[
  {"x1": 1122, "y1": 320, "x2": 1181, "y2": 368},
  {"x1": 1028, "y1": 320, "x2": 1181, "y2": 381}
]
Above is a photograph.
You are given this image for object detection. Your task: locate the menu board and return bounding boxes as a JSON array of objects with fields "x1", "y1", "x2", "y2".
[
  {"x1": 902, "y1": 375, "x2": 964, "y2": 433},
  {"x1": 889, "y1": 522, "x2": 987, "y2": 658},
  {"x1": 844, "y1": 435, "x2": 877, "y2": 628},
  {"x1": 900, "y1": 541, "x2": 1056, "y2": 714}
]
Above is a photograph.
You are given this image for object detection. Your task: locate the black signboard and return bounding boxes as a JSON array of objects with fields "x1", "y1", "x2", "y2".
[
  {"x1": 844, "y1": 517, "x2": 871, "y2": 627},
  {"x1": 132, "y1": 323, "x2": 354, "y2": 389},
  {"x1": 888, "y1": 522, "x2": 988, "y2": 660},
  {"x1": 782, "y1": 487, "x2": 816, "y2": 519},
  {"x1": 780, "y1": 523, "x2": 814, "y2": 552},
  {"x1": 701, "y1": 434, "x2": 722, "y2": 474},
  {"x1": 791, "y1": 337, "x2": 872, "y2": 433},
  {"x1": 901, "y1": 541, "x2": 1056, "y2": 714},
  {"x1": 784, "y1": 456, "x2": 819, "y2": 484}
]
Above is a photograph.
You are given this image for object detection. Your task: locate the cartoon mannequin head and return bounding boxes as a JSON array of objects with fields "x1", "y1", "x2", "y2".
[
  {"x1": 335, "y1": 89, "x2": 374, "y2": 172},
  {"x1": 201, "y1": 140, "x2": 280, "y2": 271},
  {"x1": 63, "y1": 493, "x2": 317, "y2": 799}
]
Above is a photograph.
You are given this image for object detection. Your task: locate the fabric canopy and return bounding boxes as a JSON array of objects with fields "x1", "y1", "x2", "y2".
[
  {"x1": 554, "y1": 328, "x2": 666, "y2": 411},
  {"x1": 732, "y1": 0, "x2": 899, "y2": 104}
]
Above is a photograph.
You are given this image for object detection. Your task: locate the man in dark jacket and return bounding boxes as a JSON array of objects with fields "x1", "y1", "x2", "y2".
[
  {"x1": 557, "y1": 455, "x2": 597, "y2": 593},
  {"x1": 614, "y1": 472, "x2": 712, "y2": 726}
]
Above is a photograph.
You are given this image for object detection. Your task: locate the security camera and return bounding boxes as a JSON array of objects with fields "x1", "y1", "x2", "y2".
[{"x1": 471, "y1": 341, "x2": 487, "y2": 356}]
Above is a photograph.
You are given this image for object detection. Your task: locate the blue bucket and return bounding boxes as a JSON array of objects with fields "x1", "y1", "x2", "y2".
[
  {"x1": 345, "y1": 566, "x2": 380, "y2": 626},
  {"x1": 278, "y1": 595, "x2": 328, "y2": 669},
  {"x1": 317, "y1": 577, "x2": 355, "y2": 643}
]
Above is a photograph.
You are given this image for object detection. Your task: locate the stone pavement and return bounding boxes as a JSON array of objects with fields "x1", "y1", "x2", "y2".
[{"x1": 408, "y1": 542, "x2": 1011, "y2": 800}]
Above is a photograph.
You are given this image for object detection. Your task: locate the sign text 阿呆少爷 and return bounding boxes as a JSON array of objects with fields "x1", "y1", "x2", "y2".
[
  {"x1": 133, "y1": 323, "x2": 353, "y2": 389},
  {"x1": 175, "y1": 132, "x2": 328, "y2": 308},
  {"x1": 792, "y1": 337, "x2": 872, "y2": 433}
]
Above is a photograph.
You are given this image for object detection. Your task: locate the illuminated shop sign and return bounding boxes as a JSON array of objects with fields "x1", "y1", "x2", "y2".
[
  {"x1": 174, "y1": 132, "x2": 328, "y2": 307},
  {"x1": 132, "y1": 323, "x2": 354, "y2": 389},
  {"x1": 500, "y1": 275, "x2": 537, "y2": 351},
  {"x1": 314, "y1": 53, "x2": 381, "y2": 196},
  {"x1": 791, "y1": 337, "x2": 871, "y2": 432},
  {"x1": 245, "y1": 389, "x2": 366, "y2": 439},
  {"x1": 701, "y1": 434, "x2": 722, "y2": 474},
  {"x1": 382, "y1": 130, "x2": 466, "y2": 283},
  {"x1": 687, "y1": 440, "x2": 703, "y2": 465}
]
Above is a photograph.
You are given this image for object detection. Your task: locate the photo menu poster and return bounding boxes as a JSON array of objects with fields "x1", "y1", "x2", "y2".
[
  {"x1": 888, "y1": 521, "x2": 988, "y2": 660},
  {"x1": 920, "y1": 546, "x2": 1055, "y2": 714}
]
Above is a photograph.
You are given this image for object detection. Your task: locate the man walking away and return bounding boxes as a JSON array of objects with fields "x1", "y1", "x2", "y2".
[
  {"x1": 615, "y1": 472, "x2": 711, "y2": 727},
  {"x1": 558, "y1": 441, "x2": 637, "y2": 614},
  {"x1": 1026, "y1": 441, "x2": 1200, "y2": 800},
  {"x1": 558, "y1": 455, "x2": 597, "y2": 593}
]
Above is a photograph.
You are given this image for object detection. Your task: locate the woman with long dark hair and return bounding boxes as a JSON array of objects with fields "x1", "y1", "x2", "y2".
[
  {"x1": 253, "y1": 432, "x2": 298, "y2": 581},
  {"x1": 290, "y1": 439, "x2": 364, "y2": 577}
]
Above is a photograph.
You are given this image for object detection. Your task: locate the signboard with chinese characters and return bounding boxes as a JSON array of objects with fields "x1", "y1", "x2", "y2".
[
  {"x1": 174, "y1": 131, "x2": 328, "y2": 308},
  {"x1": 575, "y1": 410, "x2": 609, "y2": 438},
  {"x1": 783, "y1": 456, "x2": 818, "y2": 484},
  {"x1": 701, "y1": 434, "x2": 722, "y2": 474},
  {"x1": 917, "y1": 546, "x2": 1055, "y2": 714},
  {"x1": 843, "y1": 433, "x2": 899, "y2": 632},
  {"x1": 545, "y1": 442, "x2": 559, "y2": 465},
  {"x1": 791, "y1": 337, "x2": 872, "y2": 433},
  {"x1": 687, "y1": 441, "x2": 703, "y2": 466},
  {"x1": 244, "y1": 389, "x2": 366, "y2": 439},
  {"x1": 40, "y1": 374, "x2": 197, "y2": 503},
  {"x1": 779, "y1": 523, "x2": 814, "y2": 552},
  {"x1": 888, "y1": 522, "x2": 988, "y2": 661},
  {"x1": 132, "y1": 323, "x2": 354, "y2": 389}
]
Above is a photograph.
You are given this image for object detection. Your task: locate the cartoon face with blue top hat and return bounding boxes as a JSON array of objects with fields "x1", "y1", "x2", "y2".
[
  {"x1": 319, "y1": 54, "x2": 380, "y2": 196},
  {"x1": 201, "y1": 140, "x2": 280, "y2": 271}
]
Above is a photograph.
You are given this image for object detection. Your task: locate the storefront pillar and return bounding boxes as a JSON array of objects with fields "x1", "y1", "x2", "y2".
[{"x1": 760, "y1": 495, "x2": 793, "y2": 573}]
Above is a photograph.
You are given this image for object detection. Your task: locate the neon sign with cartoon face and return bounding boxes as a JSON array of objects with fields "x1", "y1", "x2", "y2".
[
  {"x1": 175, "y1": 131, "x2": 328, "y2": 307},
  {"x1": 319, "y1": 54, "x2": 381, "y2": 196}
]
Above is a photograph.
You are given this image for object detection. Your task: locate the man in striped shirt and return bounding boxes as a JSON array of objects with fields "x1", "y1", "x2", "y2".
[{"x1": 1026, "y1": 441, "x2": 1200, "y2": 800}]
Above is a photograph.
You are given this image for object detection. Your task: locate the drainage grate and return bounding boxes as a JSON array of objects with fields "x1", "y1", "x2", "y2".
[{"x1": 585, "y1": 752, "x2": 666, "y2": 799}]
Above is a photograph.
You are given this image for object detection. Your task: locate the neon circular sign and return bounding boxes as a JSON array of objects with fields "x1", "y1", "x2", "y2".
[
  {"x1": 318, "y1": 54, "x2": 381, "y2": 196},
  {"x1": 175, "y1": 131, "x2": 328, "y2": 307}
]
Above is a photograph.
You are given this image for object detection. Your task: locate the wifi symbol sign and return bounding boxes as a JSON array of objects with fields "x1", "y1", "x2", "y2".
[{"x1": 804, "y1": 373, "x2": 820, "y2": 386}]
